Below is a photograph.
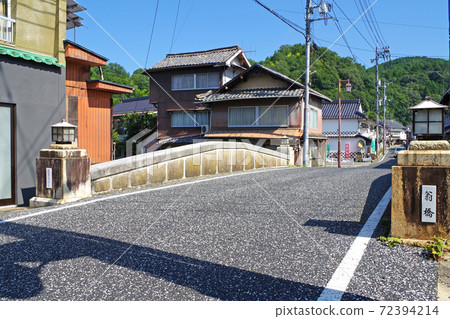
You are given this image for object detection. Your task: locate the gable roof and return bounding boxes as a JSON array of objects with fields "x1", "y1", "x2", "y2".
[
  {"x1": 409, "y1": 97, "x2": 448, "y2": 110},
  {"x1": 147, "y1": 46, "x2": 250, "y2": 71},
  {"x1": 383, "y1": 119, "x2": 406, "y2": 130},
  {"x1": 113, "y1": 96, "x2": 157, "y2": 116},
  {"x1": 321, "y1": 99, "x2": 363, "y2": 119},
  {"x1": 197, "y1": 64, "x2": 331, "y2": 103}
]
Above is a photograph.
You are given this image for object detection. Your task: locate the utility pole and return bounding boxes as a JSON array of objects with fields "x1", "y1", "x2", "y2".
[
  {"x1": 383, "y1": 80, "x2": 386, "y2": 155},
  {"x1": 371, "y1": 42, "x2": 390, "y2": 160},
  {"x1": 303, "y1": 0, "x2": 312, "y2": 167},
  {"x1": 302, "y1": 0, "x2": 331, "y2": 167}
]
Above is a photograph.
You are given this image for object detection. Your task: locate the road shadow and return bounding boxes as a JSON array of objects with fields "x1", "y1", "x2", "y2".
[
  {"x1": 0, "y1": 222, "x2": 372, "y2": 301},
  {"x1": 303, "y1": 171, "x2": 391, "y2": 237}
]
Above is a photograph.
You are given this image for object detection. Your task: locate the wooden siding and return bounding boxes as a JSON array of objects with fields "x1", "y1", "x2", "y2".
[
  {"x1": 66, "y1": 59, "x2": 132, "y2": 164},
  {"x1": 149, "y1": 66, "x2": 225, "y2": 139},
  {"x1": 65, "y1": 43, "x2": 107, "y2": 67}
]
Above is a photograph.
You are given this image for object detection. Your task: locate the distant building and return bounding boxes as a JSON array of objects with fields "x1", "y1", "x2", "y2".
[
  {"x1": 113, "y1": 96, "x2": 157, "y2": 118},
  {"x1": 322, "y1": 99, "x2": 377, "y2": 160},
  {"x1": 113, "y1": 96, "x2": 158, "y2": 158},
  {"x1": 383, "y1": 119, "x2": 407, "y2": 143}
]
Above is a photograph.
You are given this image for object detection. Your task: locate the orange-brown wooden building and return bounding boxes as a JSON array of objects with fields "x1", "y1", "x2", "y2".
[{"x1": 64, "y1": 40, "x2": 134, "y2": 164}]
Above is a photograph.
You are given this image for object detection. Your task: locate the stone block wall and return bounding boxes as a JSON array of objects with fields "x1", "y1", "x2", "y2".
[{"x1": 91, "y1": 141, "x2": 290, "y2": 195}]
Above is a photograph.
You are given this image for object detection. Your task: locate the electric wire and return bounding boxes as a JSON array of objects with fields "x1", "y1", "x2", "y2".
[
  {"x1": 174, "y1": 0, "x2": 197, "y2": 44},
  {"x1": 354, "y1": 0, "x2": 377, "y2": 46},
  {"x1": 363, "y1": 0, "x2": 387, "y2": 46},
  {"x1": 359, "y1": 0, "x2": 384, "y2": 46},
  {"x1": 252, "y1": 0, "x2": 306, "y2": 38},
  {"x1": 144, "y1": 0, "x2": 160, "y2": 68},
  {"x1": 169, "y1": 0, "x2": 181, "y2": 53},
  {"x1": 331, "y1": 0, "x2": 374, "y2": 50}
]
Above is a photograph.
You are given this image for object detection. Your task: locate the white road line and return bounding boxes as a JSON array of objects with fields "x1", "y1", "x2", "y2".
[
  {"x1": 0, "y1": 167, "x2": 290, "y2": 225},
  {"x1": 318, "y1": 187, "x2": 392, "y2": 301}
]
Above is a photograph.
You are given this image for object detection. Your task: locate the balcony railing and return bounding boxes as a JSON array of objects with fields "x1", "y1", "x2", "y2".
[{"x1": 0, "y1": 15, "x2": 15, "y2": 43}]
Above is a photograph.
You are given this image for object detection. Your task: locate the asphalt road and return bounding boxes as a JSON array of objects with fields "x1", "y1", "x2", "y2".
[{"x1": 0, "y1": 150, "x2": 437, "y2": 301}]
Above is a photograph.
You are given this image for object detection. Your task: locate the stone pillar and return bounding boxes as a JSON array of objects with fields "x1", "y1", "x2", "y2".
[
  {"x1": 30, "y1": 144, "x2": 91, "y2": 207},
  {"x1": 391, "y1": 140, "x2": 450, "y2": 240},
  {"x1": 277, "y1": 145, "x2": 295, "y2": 166}
]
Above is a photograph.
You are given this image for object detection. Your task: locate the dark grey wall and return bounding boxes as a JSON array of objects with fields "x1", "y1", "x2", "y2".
[{"x1": 0, "y1": 55, "x2": 66, "y2": 206}]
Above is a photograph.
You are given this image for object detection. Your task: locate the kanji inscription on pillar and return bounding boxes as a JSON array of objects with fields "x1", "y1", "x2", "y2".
[{"x1": 421, "y1": 185, "x2": 436, "y2": 223}]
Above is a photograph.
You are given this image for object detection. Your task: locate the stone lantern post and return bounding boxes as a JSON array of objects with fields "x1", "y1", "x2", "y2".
[
  {"x1": 30, "y1": 120, "x2": 91, "y2": 207},
  {"x1": 391, "y1": 98, "x2": 449, "y2": 240}
]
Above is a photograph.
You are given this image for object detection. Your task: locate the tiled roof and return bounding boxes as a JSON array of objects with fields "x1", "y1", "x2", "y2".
[
  {"x1": 204, "y1": 128, "x2": 302, "y2": 139},
  {"x1": 113, "y1": 96, "x2": 157, "y2": 116},
  {"x1": 198, "y1": 87, "x2": 304, "y2": 103},
  {"x1": 148, "y1": 46, "x2": 243, "y2": 70},
  {"x1": 196, "y1": 64, "x2": 330, "y2": 103},
  {"x1": 156, "y1": 135, "x2": 205, "y2": 145},
  {"x1": 322, "y1": 99, "x2": 363, "y2": 119},
  {"x1": 382, "y1": 119, "x2": 405, "y2": 130}
]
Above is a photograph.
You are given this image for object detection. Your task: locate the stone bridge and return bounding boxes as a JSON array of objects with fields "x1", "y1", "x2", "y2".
[{"x1": 91, "y1": 141, "x2": 292, "y2": 195}]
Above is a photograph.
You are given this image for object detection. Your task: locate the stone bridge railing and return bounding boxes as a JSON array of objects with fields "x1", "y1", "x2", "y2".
[{"x1": 91, "y1": 141, "x2": 292, "y2": 195}]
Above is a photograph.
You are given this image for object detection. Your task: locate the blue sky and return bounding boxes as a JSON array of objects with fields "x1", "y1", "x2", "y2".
[{"x1": 72, "y1": 0, "x2": 449, "y2": 74}]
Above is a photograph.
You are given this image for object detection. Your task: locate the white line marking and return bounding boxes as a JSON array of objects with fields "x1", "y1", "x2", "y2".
[
  {"x1": 318, "y1": 187, "x2": 392, "y2": 301},
  {"x1": 0, "y1": 168, "x2": 290, "y2": 225}
]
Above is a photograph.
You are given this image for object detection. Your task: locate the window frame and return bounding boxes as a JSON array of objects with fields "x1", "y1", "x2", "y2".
[
  {"x1": 413, "y1": 109, "x2": 444, "y2": 136},
  {"x1": 228, "y1": 105, "x2": 289, "y2": 127},
  {"x1": 171, "y1": 72, "x2": 221, "y2": 91},
  {"x1": 310, "y1": 107, "x2": 319, "y2": 130},
  {"x1": 170, "y1": 110, "x2": 210, "y2": 128}
]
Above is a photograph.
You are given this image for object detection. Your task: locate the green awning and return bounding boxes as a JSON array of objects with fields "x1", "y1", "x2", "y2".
[{"x1": 0, "y1": 45, "x2": 65, "y2": 67}]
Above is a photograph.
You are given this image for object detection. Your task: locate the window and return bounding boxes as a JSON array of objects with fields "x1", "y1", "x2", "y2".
[
  {"x1": 414, "y1": 109, "x2": 443, "y2": 135},
  {"x1": 228, "y1": 106, "x2": 288, "y2": 127},
  {"x1": 171, "y1": 111, "x2": 209, "y2": 127},
  {"x1": 0, "y1": 0, "x2": 7, "y2": 17},
  {"x1": 172, "y1": 73, "x2": 220, "y2": 90},
  {"x1": 310, "y1": 108, "x2": 318, "y2": 130}
]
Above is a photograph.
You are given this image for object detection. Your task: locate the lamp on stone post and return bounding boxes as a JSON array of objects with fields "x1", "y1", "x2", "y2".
[
  {"x1": 51, "y1": 119, "x2": 76, "y2": 145},
  {"x1": 409, "y1": 97, "x2": 447, "y2": 140},
  {"x1": 338, "y1": 79, "x2": 352, "y2": 168}
]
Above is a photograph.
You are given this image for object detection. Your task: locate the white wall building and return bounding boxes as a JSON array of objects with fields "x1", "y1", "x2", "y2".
[{"x1": 322, "y1": 99, "x2": 378, "y2": 160}]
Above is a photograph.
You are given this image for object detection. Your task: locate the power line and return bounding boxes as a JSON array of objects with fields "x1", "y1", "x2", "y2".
[
  {"x1": 252, "y1": 0, "x2": 306, "y2": 37},
  {"x1": 362, "y1": 0, "x2": 386, "y2": 46},
  {"x1": 169, "y1": 0, "x2": 181, "y2": 53},
  {"x1": 354, "y1": 0, "x2": 377, "y2": 46},
  {"x1": 331, "y1": 0, "x2": 374, "y2": 50},
  {"x1": 144, "y1": 0, "x2": 160, "y2": 68},
  {"x1": 275, "y1": 8, "x2": 447, "y2": 30}
]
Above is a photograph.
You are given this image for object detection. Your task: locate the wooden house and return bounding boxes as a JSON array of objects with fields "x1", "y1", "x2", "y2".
[
  {"x1": 64, "y1": 40, "x2": 134, "y2": 164},
  {"x1": 145, "y1": 46, "x2": 250, "y2": 144},
  {"x1": 196, "y1": 64, "x2": 331, "y2": 166}
]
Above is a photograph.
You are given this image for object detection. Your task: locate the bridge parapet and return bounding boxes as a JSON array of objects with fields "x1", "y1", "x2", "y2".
[{"x1": 91, "y1": 141, "x2": 290, "y2": 195}]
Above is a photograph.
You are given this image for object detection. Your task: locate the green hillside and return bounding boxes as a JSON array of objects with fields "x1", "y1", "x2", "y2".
[{"x1": 256, "y1": 44, "x2": 449, "y2": 126}]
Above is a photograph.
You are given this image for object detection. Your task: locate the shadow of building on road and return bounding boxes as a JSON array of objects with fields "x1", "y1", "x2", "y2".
[{"x1": 0, "y1": 222, "x2": 372, "y2": 301}]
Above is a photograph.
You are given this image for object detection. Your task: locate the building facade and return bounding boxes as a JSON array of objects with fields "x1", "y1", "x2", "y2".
[
  {"x1": 145, "y1": 46, "x2": 250, "y2": 144},
  {"x1": 65, "y1": 40, "x2": 134, "y2": 164},
  {"x1": 0, "y1": 0, "x2": 72, "y2": 206},
  {"x1": 197, "y1": 64, "x2": 331, "y2": 166},
  {"x1": 322, "y1": 99, "x2": 377, "y2": 161}
]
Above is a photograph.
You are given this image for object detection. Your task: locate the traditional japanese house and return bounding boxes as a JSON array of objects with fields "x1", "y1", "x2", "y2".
[{"x1": 196, "y1": 64, "x2": 331, "y2": 166}]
